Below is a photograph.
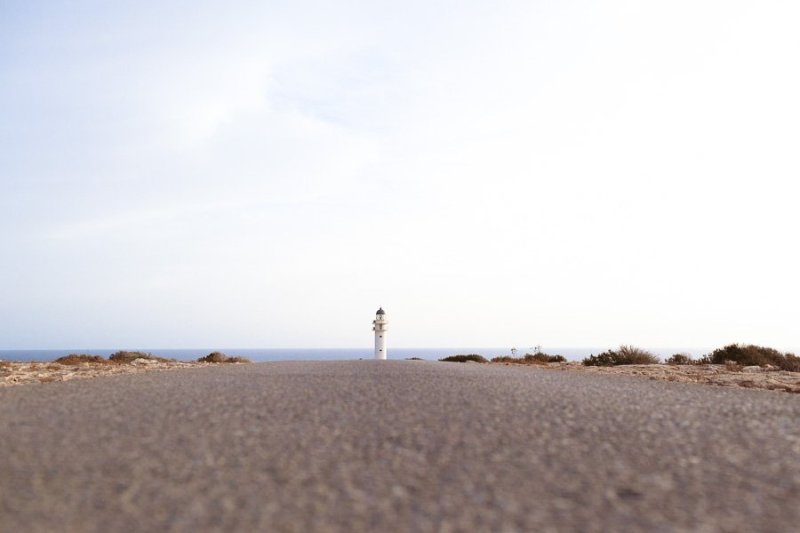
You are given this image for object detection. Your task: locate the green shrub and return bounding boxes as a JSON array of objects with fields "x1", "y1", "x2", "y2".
[
  {"x1": 53, "y1": 354, "x2": 111, "y2": 365},
  {"x1": 109, "y1": 351, "x2": 172, "y2": 364},
  {"x1": 583, "y1": 345, "x2": 660, "y2": 366},
  {"x1": 439, "y1": 354, "x2": 488, "y2": 363},
  {"x1": 197, "y1": 351, "x2": 251, "y2": 363},
  {"x1": 704, "y1": 344, "x2": 800, "y2": 371},
  {"x1": 665, "y1": 353, "x2": 694, "y2": 365}
]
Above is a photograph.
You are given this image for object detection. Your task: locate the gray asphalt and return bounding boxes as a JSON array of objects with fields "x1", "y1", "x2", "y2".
[{"x1": 1, "y1": 361, "x2": 799, "y2": 532}]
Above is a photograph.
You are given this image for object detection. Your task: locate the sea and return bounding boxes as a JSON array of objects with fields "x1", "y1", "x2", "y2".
[{"x1": 0, "y1": 346, "x2": 714, "y2": 363}]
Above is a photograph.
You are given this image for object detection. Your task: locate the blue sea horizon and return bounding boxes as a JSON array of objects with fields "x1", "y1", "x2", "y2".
[{"x1": 0, "y1": 346, "x2": 718, "y2": 363}]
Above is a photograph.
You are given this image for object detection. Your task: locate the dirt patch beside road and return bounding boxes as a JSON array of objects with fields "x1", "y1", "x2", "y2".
[
  {"x1": 517, "y1": 362, "x2": 800, "y2": 393},
  {"x1": 0, "y1": 359, "x2": 209, "y2": 387}
]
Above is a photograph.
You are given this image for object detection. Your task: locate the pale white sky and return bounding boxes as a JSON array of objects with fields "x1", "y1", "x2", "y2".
[{"x1": 1, "y1": 1, "x2": 798, "y2": 351}]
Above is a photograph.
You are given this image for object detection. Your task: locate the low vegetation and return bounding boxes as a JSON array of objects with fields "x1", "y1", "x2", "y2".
[
  {"x1": 109, "y1": 351, "x2": 173, "y2": 364},
  {"x1": 197, "y1": 351, "x2": 251, "y2": 363},
  {"x1": 665, "y1": 353, "x2": 694, "y2": 365},
  {"x1": 51, "y1": 352, "x2": 175, "y2": 365},
  {"x1": 700, "y1": 344, "x2": 800, "y2": 372},
  {"x1": 439, "y1": 354, "x2": 488, "y2": 363},
  {"x1": 583, "y1": 345, "x2": 660, "y2": 366},
  {"x1": 491, "y1": 353, "x2": 567, "y2": 364},
  {"x1": 530, "y1": 353, "x2": 567, "y2": 363},
  {"x1": 491, "y1": 355, "x2": 520, "y2": 363},
  {"x1": 54, "y1": 354, "x2": 111, "y2": 365}
]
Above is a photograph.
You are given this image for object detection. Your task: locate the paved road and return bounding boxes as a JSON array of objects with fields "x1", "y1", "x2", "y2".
[{"x1": 1, "y1": 361, "x2": 799, "y2": 532}]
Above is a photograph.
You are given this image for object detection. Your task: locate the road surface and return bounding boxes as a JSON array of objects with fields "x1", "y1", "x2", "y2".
[{"x1": 1, "y1": 361, "x2": 799, "y2": 532}]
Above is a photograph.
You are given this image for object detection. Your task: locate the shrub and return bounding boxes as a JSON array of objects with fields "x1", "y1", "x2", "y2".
[
  {"x1": 54, "y1": 354, "x2": 110, "y2": 365},
  {"x1": 198, "y1": 351, "x2": 227, "y2": 363},
  {"x1": 524, "y1": 353, "x2": 567, "y2": 363},
  {"x1": 582, "y1": 345, "x2": 660, "y2": 366},
  {"x1": 492, "y1": 353, "x2": 567, "y2": 364},
  {"x1": 704, "y1": 344, "x2": 800, "y2": 372},
  {"x1": 109, "y1": 351, "x2": 172, "y2": 364},
  {"x1": 197, "y1": 351, "x2": 251, "y2": 363},
  {"x1": 665, "y1": 353, "x2": 694, "y2": 365},
  {"x1": 439, "y1": 354, "x2": 488, "y2": 363},
  {"x1": 783, "y1": 354, "x2": 800, "y2": 372}
]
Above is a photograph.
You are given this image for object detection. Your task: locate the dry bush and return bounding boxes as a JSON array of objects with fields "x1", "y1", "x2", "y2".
[
  {"x1": 583, "y1": 345, "x2": 660, "y2": 366},
  {"x1": 197, "y1": 352, "x2": 251, "y2": 363},
  {"x1": 440, "y1": 354, "x2": 488, "y2": 363},
  {"x1": 665, "y1": 353, "x2": 694, "y2": 365},
  {"x1": 109, "y1": 351, "x2": 172, "y2": 364},
  {"x1": 705, "y1": 344, "x2": 800, "y2": 372},
  {"x1": 783, "y1": 354, "x2": 800, "y2": 372},
  {"x1": 491, "y1": 355, "x2": 518, "y2": 363},
  {"x1": 53, "y1": 354, "x2": 110, "y2": 365},
  {"x1": 491, "y1": 353, "x2": 567, "y2": 364},
  {"x1": 524, "y1": 353, "x2": 567, "y2": 363}
]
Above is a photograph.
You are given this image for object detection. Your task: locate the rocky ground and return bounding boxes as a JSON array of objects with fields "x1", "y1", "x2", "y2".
[
  {"x1": 508, "y1": 362, "x2": 800, "y2": 393},
  {"x1": 0, "y1": 359, "x2": 210, "y2": 387}
]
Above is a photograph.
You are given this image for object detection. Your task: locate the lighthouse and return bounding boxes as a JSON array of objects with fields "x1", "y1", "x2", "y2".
[{"x1": 372, "y1": 307, "x2": 388, "y2": 360}]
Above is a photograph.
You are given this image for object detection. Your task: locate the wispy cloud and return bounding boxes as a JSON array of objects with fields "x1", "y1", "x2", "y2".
[{"x1": 1, "y1": 0, "x2": 798, "y2": 349}]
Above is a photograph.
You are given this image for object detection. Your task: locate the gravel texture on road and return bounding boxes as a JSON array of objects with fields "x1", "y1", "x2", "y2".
[{"x1": 1, "y1": 361, "x2": 799, "y2": 532}]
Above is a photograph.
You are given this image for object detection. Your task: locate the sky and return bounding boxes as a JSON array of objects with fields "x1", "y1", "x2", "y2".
[{"x1": 1, "y1": 0, "x2": 799, "y2": 351}]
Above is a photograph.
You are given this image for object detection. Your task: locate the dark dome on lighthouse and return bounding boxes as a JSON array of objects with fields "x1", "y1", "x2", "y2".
[{"x1": 376, "y1": 307, "x2": 386, "y2": 315}]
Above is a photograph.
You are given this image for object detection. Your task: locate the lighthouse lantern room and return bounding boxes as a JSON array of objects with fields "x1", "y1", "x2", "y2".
[{"x1": 373, "y1": 308, "x2": 388, "y2": 360}]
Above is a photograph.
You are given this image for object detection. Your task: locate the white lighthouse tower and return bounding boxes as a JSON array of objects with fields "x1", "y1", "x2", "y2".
[{"x1": 373, "y1": 307, "x2": 388, "y2": 360}]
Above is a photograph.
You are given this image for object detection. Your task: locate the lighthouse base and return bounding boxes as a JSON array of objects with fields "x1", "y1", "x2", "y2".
[{"x1": 374, "y1": 333, "x2": 387, "y2": 360}]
